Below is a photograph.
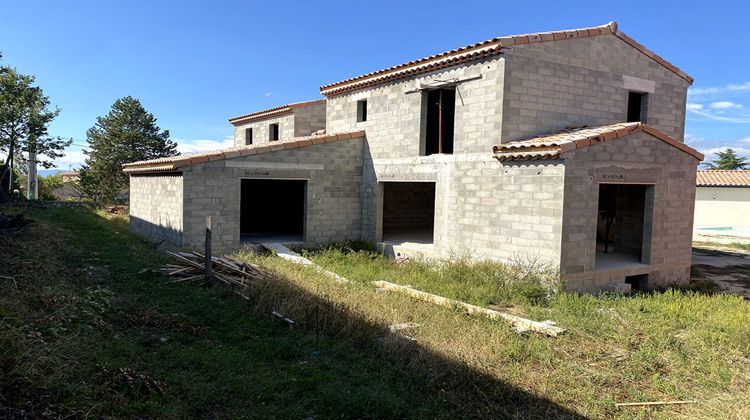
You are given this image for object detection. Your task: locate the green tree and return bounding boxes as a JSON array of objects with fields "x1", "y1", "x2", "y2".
[
  {"x1": 79, "y1": 96, "x2": 177, "y2": 203},
  {"x1": 702, "y1": 148, "x2": 749, "y2": 170},
  {"x1": 0, "y1": 54, "x2": 71, "y2": 194}
]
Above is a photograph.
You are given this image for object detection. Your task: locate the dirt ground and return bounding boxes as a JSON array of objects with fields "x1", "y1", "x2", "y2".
[{"x1": 692, "y1": 245, "x2": 750, "y2": 299}]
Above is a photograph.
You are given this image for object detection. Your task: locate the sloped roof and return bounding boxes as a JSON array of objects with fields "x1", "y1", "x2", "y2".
[
  {"x1": 122, "y1": 131, "x2": 365, "y2": 174},
  {"x1": 492, "y1": 122, "x2": 703, "y2": 161},
  {"x1": 319, "y1": 22, "x2": 693, "y2": 96},
  {"x1": 697, "y1": 170, "x2": 750, "y2": 187},
  {"x1": 228, "y1": 99, "x2": 325, "y2": 126}
]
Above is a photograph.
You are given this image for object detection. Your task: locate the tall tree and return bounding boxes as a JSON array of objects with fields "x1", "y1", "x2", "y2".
[
  {"x1": 79, "y1": 96, "x2": 177, "y2": 203},
  {"x1": 0, "y1": 55, "x2": 71, "y2": 193},
  {"x1": 702, "y1": 148, "x2": 749, "y2": 170}
]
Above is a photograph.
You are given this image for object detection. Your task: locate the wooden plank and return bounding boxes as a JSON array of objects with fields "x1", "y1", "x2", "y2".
[
  {"x1": 616, "y1": 400, "x2": 697, "y2": 408},
  {"x1": 372, "y1": 281, "x2": 565, "y2": 337}
]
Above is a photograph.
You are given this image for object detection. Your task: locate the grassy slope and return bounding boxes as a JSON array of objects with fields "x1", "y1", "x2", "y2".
[
  {"x1": 0, "y1": 205, "x2": 485, "y2": 418},
  {"x1": 1, "y1": 205, "x2": 749, "y2": 418}
]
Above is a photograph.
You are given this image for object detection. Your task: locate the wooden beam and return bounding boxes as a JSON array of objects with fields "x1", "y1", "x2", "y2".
[{"x1": 372, "y1": 281, "x2": 565, "y2": 337}]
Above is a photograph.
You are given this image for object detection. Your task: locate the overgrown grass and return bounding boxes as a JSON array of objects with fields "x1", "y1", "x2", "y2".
[
  {"x1": 2, "y1": 206, "x2": 749, "y2": 418},
  {"x1": 301, "y1": 246, "x2": 561, "y2": 307},
  {"x1": 694, "y1": 240, "x2": 750, "y2": 254}
]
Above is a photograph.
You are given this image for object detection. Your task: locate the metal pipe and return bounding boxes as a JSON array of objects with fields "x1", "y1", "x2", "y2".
[{"x1": 438, "y1": 89, "x2": 443, "y2": 154}]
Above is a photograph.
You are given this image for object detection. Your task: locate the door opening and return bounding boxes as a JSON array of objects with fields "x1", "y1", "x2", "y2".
[
  {"x1": 595, "y1": 184, "x2": 653, "y2": 270},
  {"x1": 240, "y1": 179, "x2": 306, "y2": 243}
]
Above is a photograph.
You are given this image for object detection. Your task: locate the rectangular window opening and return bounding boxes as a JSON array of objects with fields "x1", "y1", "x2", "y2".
[
  {"x1": 269, "y1": 123, "x2": 279, "y2": 141},
  {"x1": 627, "y1": 91, "x2": 648, "y2": 123},
  {"x1": 245, "y1": 128, "x2": 253, "y2": 145},
  {"x1": 422, "y1": 88, "x2": 455, "y2": 155},
  {"x1": 381, "y1": 182, "x2": 436, "y2": 245},
  {"x1": 356, "y1": 99, "x2": 367, "y2": 122}
]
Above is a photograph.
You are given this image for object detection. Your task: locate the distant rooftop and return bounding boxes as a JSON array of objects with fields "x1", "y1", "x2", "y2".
[{"x1": 697, "y1": 170, "x2": 750, "y2": 187}]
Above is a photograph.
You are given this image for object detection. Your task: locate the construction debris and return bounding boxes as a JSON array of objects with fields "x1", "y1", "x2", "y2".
[
  {"x1": 261, "y1": 243, "x2": 351, "y2": 283},
  {"x1": 271, "y1": 310, "x2": 296, "y2": 326},
  {"x1": 615, "y1": 400, "x2": 697, "y2": 408},
  {"x1": 161, "y1": 251, "x2": 271, "y2": 288},
  {"x1": 372, "y1": 281, "x2": 565, "y2": 337}
]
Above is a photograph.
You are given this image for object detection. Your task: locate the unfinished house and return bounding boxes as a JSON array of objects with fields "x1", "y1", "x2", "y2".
[{"x1": 125, "y1": 21, "x2": 702, "y2": 292}]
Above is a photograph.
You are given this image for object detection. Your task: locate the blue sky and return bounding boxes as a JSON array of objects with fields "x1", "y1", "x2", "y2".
[{"x1": 1, "y1": 0, "x2": 749, "y2": 169}]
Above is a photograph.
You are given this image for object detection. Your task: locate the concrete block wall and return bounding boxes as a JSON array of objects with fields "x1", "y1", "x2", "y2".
[
  {"x1": 367, "y1": 154, "x2": 565, "y2": 264},
  {"x1": 293, "y1": 102, "x2": 326, "y2": 137},
  {"x1": 502, "y1": 34, "x2": 690, "y2": 142},
  {"x1": 180, "y1": 138, "x2": 364, "y2": 253},
  {"x1": 129, "y1": 174, "x2": 183, "y2": 246},
  {"x1": 560, "y1": 131, "x2": 699, "y2": 291},
  {"x1": 326, "y1": 56, "x2": 505, "y2": 157},
  {"x1": 232, "y1": 114, "x2": 294, "y2": 147}
]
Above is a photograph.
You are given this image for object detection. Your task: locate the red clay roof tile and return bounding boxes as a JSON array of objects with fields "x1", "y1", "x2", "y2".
[
  {"x1": 696, "y1": 170, "x2": 750, "y2": 187},
  {"x1": 492, "y1": 122, "x2": 703, "y2": 161},
  {"x1": 122, "y1": 131, "x2": 365, "y2": 174},
  {"x1": 319, "y1": 22, "x2": 692, "y2": 96}
]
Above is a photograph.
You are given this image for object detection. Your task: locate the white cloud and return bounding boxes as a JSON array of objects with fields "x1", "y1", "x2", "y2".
[
  {"x1": 684, "y1": 133, "x2": 704, "y2": 144},
  {"x1": 709, "y1": 101, "x2": 742, "y2": 109},
  {"x1": 175, "y1": 137, "x2": 234, "y2": 154},
  {"x1": 686, "y1": 103, "x2": 703, "y2": 110},
  {"x1": 689, "y1": 81, "x2": 750, "y2": 97},
  {"x1": 700, "y1": 146, "x2": 750, "y2": 156},
  {"x1": 264, "y1": 92, "x2": 274, "y2": 97},
  {"x1": 740, "y1": 136, "x2": 750, "y2": 144},
  {"x1": 687, "y1": 107, "x2": 750, "y2": 123}
]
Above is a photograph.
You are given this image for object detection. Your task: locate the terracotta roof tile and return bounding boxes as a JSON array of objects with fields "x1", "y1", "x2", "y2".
[
  {"x1": 319, "y1": 21, "x2": 692, "y2": 96},
  {"x1": 492, "y1": 122, "x2": 704, "y2": 161},
  {"x1": 228, "y1": 99, "x2": 325, "y2": 125},
  {"x1": 122, "y1": 130, "x2": 365, "y2": 174},
  {"x1": 696, "y1": 170, "x2": 750, "y2": 187}
]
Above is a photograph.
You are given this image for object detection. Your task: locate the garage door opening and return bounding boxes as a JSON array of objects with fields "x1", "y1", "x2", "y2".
[
  {"x1": 595, "y1": 184, "x2": 653, "y2": 270},
  {"x1": 382, "y1": 182, "x2": 435, "y2": 244},
  {"x1": 240, "y1": 179, "x2": 306, "y2": 243}
]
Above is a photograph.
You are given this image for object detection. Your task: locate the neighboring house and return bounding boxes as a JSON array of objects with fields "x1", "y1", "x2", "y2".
[
  {"x1": 124, "y1": 21, "x2": 703, "y2": 292},
  {"x1": 694, "y1": 170, "x2": 750, "y2": 228},
  {"x1": 58, "y1": 171, "x2": 80, "y2": 183},
  {"x1": 52, "y1": 171, "x2": 83, "y2": 201}
]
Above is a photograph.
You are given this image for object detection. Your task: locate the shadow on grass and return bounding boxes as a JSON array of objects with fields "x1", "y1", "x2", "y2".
[{"x1": 127, "y1": 216, "x2": 585, "y2": 418}]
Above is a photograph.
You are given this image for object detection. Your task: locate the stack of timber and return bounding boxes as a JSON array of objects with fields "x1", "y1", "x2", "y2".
[{"x1": 161, "y1": 251, "x2": 271, "y2": 287}]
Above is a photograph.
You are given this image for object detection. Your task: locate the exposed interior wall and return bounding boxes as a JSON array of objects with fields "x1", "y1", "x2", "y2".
[
  {"x1": 502, "y1": 34, "x2": 690, "y2": 142},
  {"x1": 694, "y1": 187, "x2": 750, "y2": 227},
  {"x1": 129, "y1": 173, "x2": 183, "y2": 246},
  {"x1": 232, "y1": 113, "x2": 295, "y2": 147},
  {"x1": 596, "y1": 184, "x2": 649, "y2": 258},
  {"x1": 382, "y1": 182, "x2": 435, "y2": 242},
  {"x1": 560, "y1": 131, "x2": 699, "y2": 291},
  {"x1": 180, "y1": 138, "x2": 364, "y2": 253}
]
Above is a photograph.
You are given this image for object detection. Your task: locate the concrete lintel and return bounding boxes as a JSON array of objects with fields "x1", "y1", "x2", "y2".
[
  {"x1": 622, "y1": 75, "x2": 656, "y2": 93},
  {"x1": 225, "y1": 161, "x2": 325, "y2": 171}
]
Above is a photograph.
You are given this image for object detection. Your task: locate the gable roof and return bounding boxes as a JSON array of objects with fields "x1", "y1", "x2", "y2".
[
  {"x1": 492, "y1": 122, "x2": 703, "y2": 161},
  {"x1": 697, "y1": 170, "x2": 750, "y2": 187},
  {"x1": 122, "y1": 131, "x2": 365, "y2": 174},
  {"x1": 228, "y1": 99, "x2": 325, "y2": 126},
  {"x1": 319, "y1": 22, "x2": 692, "y2": 96}
]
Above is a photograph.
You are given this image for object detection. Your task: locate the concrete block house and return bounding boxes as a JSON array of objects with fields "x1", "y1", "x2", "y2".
[{"x1": 124, "y1": 22, "x2": 703, "y2": 291}]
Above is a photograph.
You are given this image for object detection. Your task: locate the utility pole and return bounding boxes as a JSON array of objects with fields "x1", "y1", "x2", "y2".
[{"x1": 27, "y1": 136, "x2": 38, "y2": 200}]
